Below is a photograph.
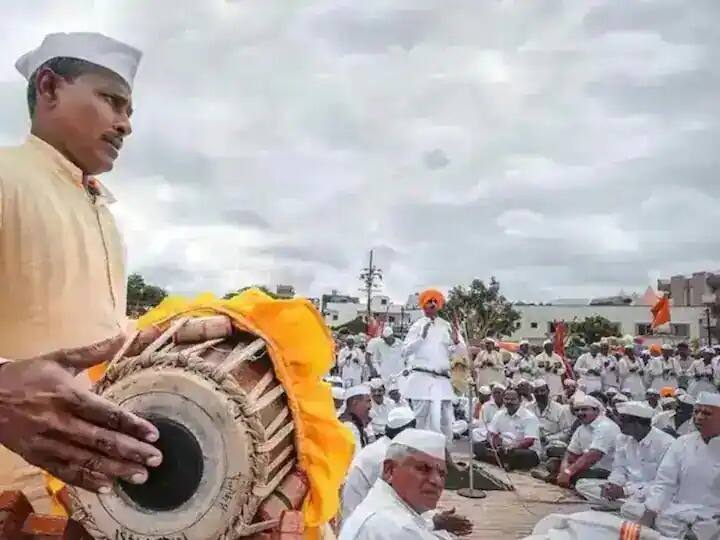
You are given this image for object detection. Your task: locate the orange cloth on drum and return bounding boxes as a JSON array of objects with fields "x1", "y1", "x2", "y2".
[
  {"x1": 59, "y1": 290, "x2": 353, "y2": 539},
  {"x1": 418, "y1": 288, "x2": 446, "y2": 309}
]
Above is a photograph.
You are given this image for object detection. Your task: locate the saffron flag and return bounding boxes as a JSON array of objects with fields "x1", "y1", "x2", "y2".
[
  {"x1": 553, "y1": 320, "x2": 575, "y2": 380},
  {"x1": 651, "y1": 295, "x2": 671, "y2": 329}
]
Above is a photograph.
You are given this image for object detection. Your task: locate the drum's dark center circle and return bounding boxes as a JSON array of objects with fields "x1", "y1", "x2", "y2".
[{"x1": 119, "y1": 417, "x2": 203, "y2": 512}]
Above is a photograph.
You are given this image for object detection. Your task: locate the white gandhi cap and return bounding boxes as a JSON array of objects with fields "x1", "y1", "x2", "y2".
[
  {"x1": 331, "y1": 387, "x2": 345, "y2": 401},
  {"x1": 382, "y1": 326, "x2": 394, "y2": 338},
  {"x1": 386, "y1": 407, "x2": 415, "y2": 429},
  {"x1": 389, "y1": 428, "x2": 446, "y2": 460},
  {"x1": 345, "y1": 385, "x2": 370, "y2": 400},
  {"x1": 16, "y1": 32, "x2": 142, "y2": 89},
  {"x1": 696, "y1": 392, "x2": 720, "y2": 407},
  {"x1": 616, "y1": 401, "x2": 655, "y2": 419}
]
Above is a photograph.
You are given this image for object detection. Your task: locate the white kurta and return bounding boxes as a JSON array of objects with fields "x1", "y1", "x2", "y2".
[
  {"x1": 651, "y1": 411, "x2": 696, "y2": 437},
  {"x1": 488, "y1": 407, "x2": 541, "y2": 455},
  {"x1": 567, "y1": 416, "x2": 621, "y2": 472},
  {"x1": 527, "y1": 401, "x2": 573, "y2": 448},
  {"x1": 574, "y1": 353, "x2": 603, "y2": 393},
  {"x1": 401, "y1": 316, "x2": 463, "y2": 402},
  {"x1": 575, "y1": 428, "x2": 674, "y2": 510},
  {"x1": 600, "y1": 354, "x2": 620, "y2": 390},
  {"x1": 472, "y1": 401, "x2": 502, "y2": 442},
  {"x1": 474, "y1": 349, "x2": 506, "y2": 387},
  {"x1": 369, "y1": 398, "x2": 397, "y2": 437},
  {"x1": 644, "y1": 432, "x2": 720, "y2": 539},
  {"x1": 341, "y1": 436, "x2": 392, "y2": 520},
  {"x1": 339, "y1": 346, "x2": 364, "y2": 386},
  {"x1": 340, "y1": 479, "x2": 451, "y2": 540},
  {"x1": 508, "y1": 353, "x2": 537, "y2": 382},
  {"x1": 647, "y1": 356, "x2": 681, "y2": 390},
  {"x1": 535, "y1": 352, "x2": 565, "y2": 396},
  {"x1": 687, "y1": 360, "x2": 718, "y2": 398},
  {"x1": 367, "y1": 337, "x2": 405, "y2": 383},
  {"x1": 618, "y1": 355, "x2": 646, "y2": 399}
]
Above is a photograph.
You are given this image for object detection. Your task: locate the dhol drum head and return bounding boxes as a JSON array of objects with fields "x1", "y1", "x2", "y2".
[{"x1": 68, "y1": 316, "x2": 307, "y2": 540}]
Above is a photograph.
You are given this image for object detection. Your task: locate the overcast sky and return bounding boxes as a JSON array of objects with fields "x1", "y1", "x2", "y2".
[{"x1": 2, "y1": 0, "x2": 719, "y2": 303}]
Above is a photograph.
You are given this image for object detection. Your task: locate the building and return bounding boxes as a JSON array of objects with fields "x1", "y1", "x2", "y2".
[
  {"x1": 322, "y1": 293, "x2": 423, "y2": 334},
  {"x1": 275, "y1": 284, "x2": 295, "y2": 298},
  {"x1": 657, "y1": 272, "x2": 715, "y2": 306},
  {"x1": 510, "y1": 303, "x2": 707, "y2": 346}
]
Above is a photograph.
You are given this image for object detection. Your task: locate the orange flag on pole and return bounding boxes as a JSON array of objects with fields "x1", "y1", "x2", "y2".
[{"x1": 651, "y1": 295, "x2": 671, "y2": 328}]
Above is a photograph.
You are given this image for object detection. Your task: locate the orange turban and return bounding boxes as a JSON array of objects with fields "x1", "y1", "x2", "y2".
[
  {"x1": 419, "y1": 288, "x2": 446, "y2": 309},
  {"x1": 649, "y1": 344, "x2": 662, "y2": 356},
  {"x1": 660, "y1": 386, "x2": 675, "y2": 398}
]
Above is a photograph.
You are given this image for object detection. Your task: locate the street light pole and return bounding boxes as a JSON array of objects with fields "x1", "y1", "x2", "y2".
[{"x1": 706, "y1": 307, "x2": 713, "y2": 347}]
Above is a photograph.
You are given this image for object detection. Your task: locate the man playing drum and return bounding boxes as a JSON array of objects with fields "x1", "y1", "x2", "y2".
[{"x1": 0, "y1": 32, "x2": 162, "y2": 512}]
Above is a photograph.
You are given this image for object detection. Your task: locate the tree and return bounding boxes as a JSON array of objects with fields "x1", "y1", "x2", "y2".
[
  {"x1": 568, "y1": 315, "x2": 620, "y2": 345},
  {"x1": 223, "y1": 285, "x2": 279, "y2": 300},
  {"x1": 126, "y1": 273, "x2": 167, "y2": 317},
  {"x1": 441, "y1": 277, "x2": 520, "y2": 341}
]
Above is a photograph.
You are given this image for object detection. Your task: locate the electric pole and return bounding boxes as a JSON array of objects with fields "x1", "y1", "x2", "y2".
[{"x1": 359, "y1": 249, "x2": 383, "y2": 324}]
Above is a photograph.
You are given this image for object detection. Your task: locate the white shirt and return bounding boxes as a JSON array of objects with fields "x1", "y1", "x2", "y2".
[
  {"x1": 645, "y1": 432, "x2": 720, "y2": 520},
  {"x1": 567, "y1": 415, "x2": 621, "y2": 472},
  {"x1": 341, "y1": 436, "x2": 392, "y2": 519},
  {"x1": 401, "y1": 316, "x2": 464, "y2": 401},
  {"x1": 367, "y1": 337, "x2": 405, "y2": 382},
  {"x1": 651, "y1": 410, "x2": 696, "y2": 437},
  {"x1": 369, "y1": 398, "x2": 397, "y2": 437},
  {"x1": 574, "y1": 353, "x2": 603, "y2": 380},
  {"x1": 340, "y1": 479, "x2": 451, "y2": 540},
  {"x1": 338, "y1": 346, "x2": 364, "y2": 385},
  {"x1": 607, "y1": 428, "x2": 674, "y2": 497},
  {"x1": 687, "y1": 359, "x2": 718, "y2": 397},
  {"x1": 488, "y1": 407, "x2": 541, "y2": 455},
  {"x1": 472, "y1": 400, "x2": 502, "y2": 442},
  {"x1": 528, "y1": 401, "x2": 573, "y2": 444}
]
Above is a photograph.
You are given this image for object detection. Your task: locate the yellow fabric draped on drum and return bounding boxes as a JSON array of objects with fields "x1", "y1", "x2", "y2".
[{"x1": 46, "y1": 289, "x2": 354, "y2": 539}]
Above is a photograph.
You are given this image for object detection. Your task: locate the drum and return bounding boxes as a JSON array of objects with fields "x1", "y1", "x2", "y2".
[{"x1": 67, "y1": 315, "x2": 308, "y2": 540}]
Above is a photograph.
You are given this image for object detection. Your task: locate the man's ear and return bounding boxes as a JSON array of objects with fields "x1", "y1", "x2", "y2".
[
  {"x1": 35, "y1": 68, "x2": 63, "y2": 110},
  {"x1": 381, "y1": 459, "x2": 394, "y2": 483}
]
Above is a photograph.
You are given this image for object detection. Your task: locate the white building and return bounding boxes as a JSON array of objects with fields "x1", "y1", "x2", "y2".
[
  {"x1": 511, "y1": 304, "x2": 707, "y2": 345},
  {"x1": 323, "y1": 294, "x2": 423, "y2": 333}
]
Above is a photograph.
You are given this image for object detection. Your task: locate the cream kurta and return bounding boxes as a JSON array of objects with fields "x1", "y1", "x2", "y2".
[{"x1": 0, "y1": 135, "x2": 127, "y2": 512}]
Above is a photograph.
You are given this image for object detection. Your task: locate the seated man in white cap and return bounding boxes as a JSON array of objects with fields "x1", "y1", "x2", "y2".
[
  {"x1": 535, "y1": 340, "x2": 565, "y2": 396},
  {"x1": 474, "y1": 388, "x2": 542, "y2": 471},
  {"x1": 575, "y1": 401, "x2": 674, "y2": 514},
  {"x1": 369, "y1": 378, "x2": 397, "y2": 438},
  {"x1": 388, "y1": 381, "x2": 409, "y2": 408},
  {"x1": 474, "y1": 338, "x2": 506, "y2": 387},
  {"x1": 574, "y1": 344, "x2": 604, "y2": 394},
  {"x1": 340, "y1": 428, "x2": 472, "y2": 540},
  {"x1": 472, "y1": 384, "x2": 505, "y2": 443},
  {"x1": 636, "y1": 392, "x2": 720, "y2": 539},
  {"x1": 0, "y1": 32, "x2": 164, "y2": 509},
  {"x1": 340, "y1": 385, "x2": 373, "y2": 457},
  {"x1": 342, "y1": 406, "x2": 417, "y2": 519},
  {"x1": 366, "y1": 326, "x2": 405, "y2": 384},
  {"x1": 556, "y1": 394, "x2": 621, "y2": 488},
  {"x1": 651, "y1": 394, "x2": 696, "y2": 438},
  {"x1": 529, "y1": 379, "x2": 574, "y2": 458}
]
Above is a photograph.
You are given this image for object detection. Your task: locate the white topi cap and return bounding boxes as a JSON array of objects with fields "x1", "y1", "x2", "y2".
[
  {"x1": 369, "y1": 378, "x2": 384, "y2": 390},
  {"x1": 606, "y1": 387, "x2": 619, "y2": 395},
  {"x1": 478, "y1": 385, "x2": 492, "y2": 395},
  {"x1": 519, "y1": 339, "x2": 530, "y2": 346},
  {"x1": 543, "y1": 339, "x2": 553, "y2": 346},
  {"x1": 16, "y1": 32, "x2": 142, "y2": 89},
  {"x1": 388, "y1": 428, "x2": 446, "y2": 460},
  {"x1": 616, "y1": 401, "x2": 655, "y2": 419},
  {"x1": 612, "y1": 393, "x2": 628, "y2": 403},
  {"x1": 696, "y1": 392, "x2": 720, "y2": 408},
  {"x1": 661, "y1": 343, "x2": 673, "y2": 351},
  {"x1": 574, "y1": 394, "x2": 602, "y2": 410},
  {"x1": 345, "y1": 385, "x2": 370, "y2": 400},
  {"x1": 387, "y1": 407, "x2": 415, "y2": 429},
  {"x1": 382, "y1": 326, "x2": 394, "y2": 338},
  {"x1": 532, "y1": 379, "x2": 548, "y2": 389},
  {"x1": 492, "y1": 383, "x2": 507, "y2": 392},
  {"x1": 331, "y1": 387, "x2": 345, "y2": 401},
  {"x1": 564, "y1": 379, "x2": 577, "y2": 387},
  {"x1": 646, "y1": 388, "x2": 660, "y2": 396},
  {"x1": 677, "y1": 394, "x2": 696, "y2": 406}
]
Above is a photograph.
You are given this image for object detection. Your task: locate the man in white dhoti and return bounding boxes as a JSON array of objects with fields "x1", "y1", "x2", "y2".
[
  {"x1": 342, "y1": 406, "x2": 416, "y2": 519},
  {"x1": 652, "y1": 393, "x2": 696, "y2": 438},
  {"x1": 402, "y1": 289, "x2": 465, "y2": 444},
  {"x1": 574, "y1": 343, "x2": 604, "y2": 393},
  {"x1": 340, "y1": 428, "x2": 473, "y2": 539},
  {"x1": 338, "y1": 337, "x2": 364, "y2": 387},
  {"x1": 535, "y1": 340, "x2": 565, "y2": 397},
  {"x1": 340, "y1": 385, "x2": 373, "y2": 458},
  {"x1": 368, "y1": 378, "x2": 397, "y2": 438},
  {"x1": 687, "y1": 347, "x2": 718, "y2": 398},
  {"x1": 474, "y1": 337, "x2": 506, "y2": 388},
  {"x1": 557, "y1": 394, "x2": 621, "y2": 488},
  {"x1": 474, "y1": 388, "x2": 541, "y2": 471},
  {"x1": 619, "y1": 344, "x2": 647, "y2": 400},
  {"x1": 575, "y1": 401, "x2": 674, "y2": 514},
  {"x1": 636, "y1": 392, "x2": 720, "y2": 539},
  {"x1": 367, "y1": 327, "x2": 405, "y2": 385}
]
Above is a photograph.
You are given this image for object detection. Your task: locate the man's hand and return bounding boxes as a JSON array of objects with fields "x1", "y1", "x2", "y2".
[
  {"x1": 422, "y1": 321, "x2": 432, "y2": 339},
  {"x1": 557, "y1": 469, "x2": 572, "y2": 488},
  {"x1": 0, "y1": 336, "x2": 162, "y2": 493},
  {"x1": 600, "y1": 483, "x2": 625, "y2": 501},
  {"x1": 433, "y1": 508, "x2": 473, "y2": 536}
]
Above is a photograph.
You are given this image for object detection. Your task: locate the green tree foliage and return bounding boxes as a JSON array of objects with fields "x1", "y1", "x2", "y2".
[
  {"x1": 442, "y1": 277, "x2": 521, "y2": 341},
  {"x1": 222, "y1": 285, "x2": 279, "y2": 300},
  {"x1": 126, "y1": 273, "x2": 167, "y2": 317},
  {"x1": 569, "y1": 315, "x2": 621, "y2": 345}
]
